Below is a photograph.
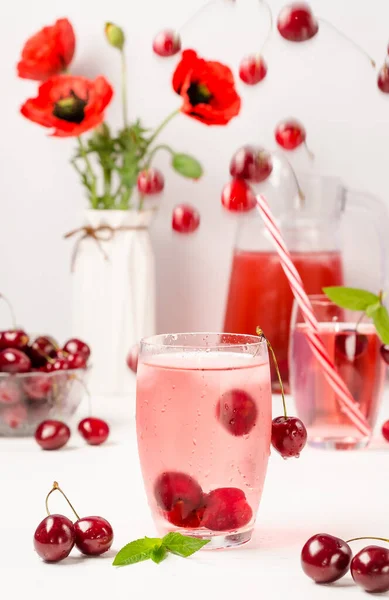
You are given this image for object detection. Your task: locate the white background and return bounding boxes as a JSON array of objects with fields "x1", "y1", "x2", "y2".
[{"x1": 1, "y1": 0, "x2": 389, "y2": 339}]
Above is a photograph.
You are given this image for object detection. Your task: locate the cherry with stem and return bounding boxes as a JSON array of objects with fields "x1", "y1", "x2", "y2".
[
  {"x1": 347, "y1": 536, "x2": 389, "y2": 594},
  {"x1": 45, "y1": 481, "x2": 113, "y2": 556},
  {"x1": 276, "y1": 3, "x2": 375, "y2": 68},
  {"x1": 256, "y1": 327, "x2": 307, "y2": 458}
]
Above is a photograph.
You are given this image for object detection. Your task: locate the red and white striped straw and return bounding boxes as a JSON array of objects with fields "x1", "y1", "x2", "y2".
[{"x1": 256, "y1": 194, "x2": 371, "y2": 437}]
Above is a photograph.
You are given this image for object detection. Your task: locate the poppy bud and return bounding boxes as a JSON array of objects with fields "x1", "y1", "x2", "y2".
[{"x1": 105, "y1": 22, "x2": 125, "y2": 50}]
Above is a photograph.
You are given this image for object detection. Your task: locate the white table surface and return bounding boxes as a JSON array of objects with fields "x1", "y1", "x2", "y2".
[{"x1": 2, "y1": 385, "x2": 389, "y2": 600}]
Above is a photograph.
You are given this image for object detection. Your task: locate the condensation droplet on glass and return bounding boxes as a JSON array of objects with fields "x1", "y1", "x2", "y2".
[{"x1": 192, "y1": 438, "x2": 197, "y2": 446}]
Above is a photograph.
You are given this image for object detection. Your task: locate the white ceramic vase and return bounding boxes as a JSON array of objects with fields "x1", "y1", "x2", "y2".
[{"x1": 70, "y1": 209, "x2": 156, "y2": 396}]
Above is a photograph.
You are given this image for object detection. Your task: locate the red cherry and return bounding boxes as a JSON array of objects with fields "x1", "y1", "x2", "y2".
[
  {"x1": 229, "y1": 146, "x2": 273, "y2": 183},
  {"x1": 271, "y1": 416, "x2": 307, "y2": 458},
  {"x1": 351, "y1": 546, "x2": 389, "y2": 593},
  {"x1": 63, "y1": 338, "x2": 90, "y2": 360},
  {"x1": 78, "y1": 417, "x2": 110, "y2": 446},
  {"x1": 335, "y1": 331, "x2": 368, "y2": 361},
  {"x1": 152, "y1": 29, "x2": 181, "y2": 57},
  {"x1": 154, "y1": 471, "x2": 203, "y2": 513},
  {"x1": 378, "y1": 61, "x2": 389, "y2": 93},
  {"x1": 239, "y1": 54, "x2": 267, "y2": 85},
  {"x1": 74, "y1": 516, "x2": 113, "y2": 556},
  {"x1": 277, "y1": 3, "x2": 318, "y2": 42},
  {"x1": 34, "y1": 514, "x2": 75, "y2": 562},
  {"x1": 23, "y1": 374, "x2": 52, "y2": 401},
  {"x1": 35, "y1": 420, "x2": 71, "y2": 450},
  {"x1": 202, "y1": 488, "x2": 252, "y2": 531},
  {"x1": 172, "y1": 204, "x2": 200, "y2": 234},
  {"x1": 275, "y1": 119, "x2": 306, "y2": 150},
  {"x1": 64, "y1": 352, "x2": 87, "y2": 369},
  {"x1": 3, "y1": 404, "x2": 28, "y2": 429},
  {"x1": 166, "y1": 503, "x2": 205, "y2": 528},
  {"x1": 216, "y1": 389, "x2": 257, "y2": 436},
  {"x1": 137, "y1": 168, "x2": 165, "y2": 195},
  {"x1": 301, "y1": 533, "x2": 352, "y2": 583},
  {"x1": 221, "y1": 179, "x2": 257, "y2": 213},
  {"x1": 27, "y1": 336, "x2": 56, "y2": 368},
  {"x1": 0, "y1": 378, "x2": 21, "y2": 404},
  {"x1": 382, "y1": 420, "x2": 389, "y2": 442},
  {"x1": 0, "y1": 329, "x2": 29, "y2": 351},
  {"x1": 126, "y1": 344, "x2": 139, "y2": 373},
  {"x1": 0, "y1": 348, "x2": 31, "y2": 373}
]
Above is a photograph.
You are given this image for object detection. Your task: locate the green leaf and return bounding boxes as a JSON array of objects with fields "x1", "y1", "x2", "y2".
[
  {"x1": 365, "y1": 301, "x2": 381, "y2": 317},
  {"x1": 372, "y1": 305, "x2": 389, "y2": 344},
  {"x1": 323, "y1": 287, "x2": 379, "y2": 311},
  {"x1": 112, "y1": 537, "x2": 161, "y2": 566},
  {"x1": 162, "y1": 532, "x2": 210, "y2": 557},
  {"x1": 172, "y1": 153, "x2": 203, "y2": 180},
  {"x1": 151, "y1": 544, "x2": 168, "y2": 564}
]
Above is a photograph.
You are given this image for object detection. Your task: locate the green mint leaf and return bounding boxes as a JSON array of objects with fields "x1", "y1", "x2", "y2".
[
  {"x1": 151, "y1": 544, "x2": 168, "y2": 564},
  {"x1": 372, "y1": 305, "x2": 389, "y2": 344},
  {"x1": 323, "y1": 287, "x2": 379, "y2": 311},
  {"x1": 162, "y1": 532, "x2": 210, "y2": 557},
  {"x1": 365, "y1": 301, "x2": 381, "y2": 317},
  {"x1": 172, "y1": 153, "x2": 203, "y2": 180},
  {"x1": 112, "y1": 537, "x2": 161, "y2": 566}
]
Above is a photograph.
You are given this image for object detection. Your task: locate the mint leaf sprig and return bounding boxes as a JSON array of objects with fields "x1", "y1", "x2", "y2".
[
  {"x1": 323, "y1": 287, "x2": 389, "y2": 344},
  {"x1": 113, "y1": 532, "x2": 209, "y2": 567}
]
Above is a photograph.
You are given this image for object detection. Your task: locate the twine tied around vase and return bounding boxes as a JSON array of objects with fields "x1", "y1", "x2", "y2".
[{"x1": 64, "y1": 224, "x2": 149, "y2": 272}]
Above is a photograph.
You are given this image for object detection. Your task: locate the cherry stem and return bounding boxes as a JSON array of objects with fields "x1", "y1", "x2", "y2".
[
  {"x1": 275, "y1": 152, "x2": 305, "y2": 207},
  {"x1": 0, "y1": 294, "x2": 17, "y2": 329},
  {"x1": 45, "y1": 481, "x2": 80, "y2": 521},
  {"x1": 318, "y1": 18, "x2": 376, "y2": 68},
  {"x1": 258, "y1": 0, "x2": 274, "y2": 56},
  {"x1": 303, "y1": 141, "x2": 315, "y2": 161},
  {"x1": 256, "y1": 327, "x2": 287, "y2": 417},
  {"x1": 347, "y1": 536, "x2": 389, "y2": 545}
]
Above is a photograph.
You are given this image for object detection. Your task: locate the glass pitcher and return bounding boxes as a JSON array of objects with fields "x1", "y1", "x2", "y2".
[{"x1": 223, "y1": 173, "x2": 389, "y2": 392}]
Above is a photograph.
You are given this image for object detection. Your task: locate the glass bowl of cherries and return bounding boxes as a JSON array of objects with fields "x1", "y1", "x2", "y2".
[{"x1": 0, "y1": 329, "x2": 90, "y2": 437}]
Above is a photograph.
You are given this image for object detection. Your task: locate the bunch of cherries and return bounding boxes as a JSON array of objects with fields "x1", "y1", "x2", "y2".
[
  {"x1": 302, "y1": 532, "x2": 389, "y2": 594},
  {"x1": 34, "y1": 482, "x2": 113, "y2": 563},
  {"x1": 0, "y1": 295, "x2": 109, "y2": 446}
]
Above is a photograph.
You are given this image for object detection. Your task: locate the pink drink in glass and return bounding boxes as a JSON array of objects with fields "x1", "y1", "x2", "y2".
[
  {"x1": 290, "y1": 320, "x2": 385, "y2": 450},
  {"x1": 136, "y1": 333, "x2": 272, "y2": 549},
  {"x1": 224, "y1": 250, "x2": 343, "y2": 392}
]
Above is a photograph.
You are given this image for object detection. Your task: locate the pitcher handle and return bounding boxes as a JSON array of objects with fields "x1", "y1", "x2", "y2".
[{"x1": 344, "y1": 188, "x2": 389, "y2": 290}]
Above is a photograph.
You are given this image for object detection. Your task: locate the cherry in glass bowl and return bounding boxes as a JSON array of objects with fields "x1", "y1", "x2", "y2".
[{"x1": 0, "y1": 368, "x2": 88, "y2": 437}]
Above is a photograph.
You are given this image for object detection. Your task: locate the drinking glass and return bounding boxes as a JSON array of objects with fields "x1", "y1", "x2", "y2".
[
  {"x1": 290, "y1": 295, "x2": 385, "y2": 450},
  {"x1": 136, "y1": 332, "x2": 271, "y2": 549}
]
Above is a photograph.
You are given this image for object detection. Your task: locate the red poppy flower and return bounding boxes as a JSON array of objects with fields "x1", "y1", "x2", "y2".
[
  {"x1": 172, "y1": 49, "x2": 241, "y2": 126},
  {"x1": 17, "y1": 18, "x2": 75, "y2": 81},
  {"x1": 20, "y1": 75, "x2": 113, "y2": 137}
]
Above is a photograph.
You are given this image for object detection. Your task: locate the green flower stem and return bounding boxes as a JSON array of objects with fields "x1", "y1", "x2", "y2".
[
  {"x1": 77, "y1": 137, "x2": 98, "y2": 207},
  {"x1": 147, "y1": 109, "x2": 180, "y2": 147},
  {"x1": 121, "y1": 50, "x2": 128, "y2": 129},
  {"x1": 144, "y1": 143, "x2": 175, "y2": 169}
]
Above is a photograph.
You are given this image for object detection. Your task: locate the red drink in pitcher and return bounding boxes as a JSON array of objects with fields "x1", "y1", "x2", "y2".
[{"x1": 224, "y1": 250, "x2": 343, "y2": 391}]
